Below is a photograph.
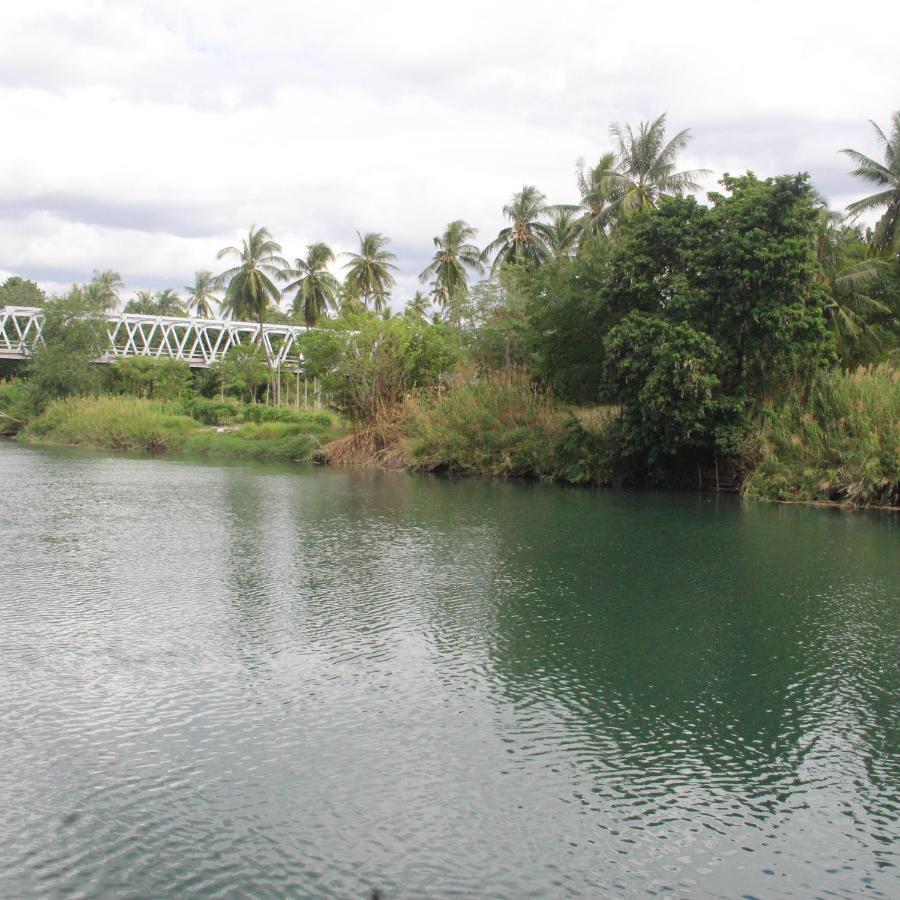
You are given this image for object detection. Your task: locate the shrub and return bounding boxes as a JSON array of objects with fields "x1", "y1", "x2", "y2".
[
  {"x1": 180, "y1": 396, "x2": 241, "y2": 425},
  {"x1": 0, "y1": 380, "x2": 38, "y2": 433},
  {"x1": 239, "y1": 404, "x2": 333, "y2": 430},
  {"x1": 108, "y1": 357, "x2": 193, "y2": 400}
]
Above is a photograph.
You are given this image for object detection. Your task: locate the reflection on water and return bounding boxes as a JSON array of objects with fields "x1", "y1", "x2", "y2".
[{"x1": 0, "y1": 442, "x2": 897, "y2": 898}]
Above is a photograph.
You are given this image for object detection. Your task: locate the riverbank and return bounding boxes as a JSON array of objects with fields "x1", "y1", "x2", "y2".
[
  {"x1": 5, "y1": 364, "x2": 898, "y2": 509},
  {"x1": 327, "y1": 366, "x2": 900, "y2": 510},
  {"x1": 14, "y1": 395, "x2": 346, "y2": 464}
]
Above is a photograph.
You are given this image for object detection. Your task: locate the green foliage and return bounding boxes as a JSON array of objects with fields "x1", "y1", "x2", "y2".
[
  {"x1": 180, "y1": 424, "x2": 320, "y2": 462},
  {"x1": 598, "y1": 175, "x2": 830, "y2": 468},
  {"x1": 212, "y1": 344, "x2": 270, "y2": 402},
  {"x1": 24, "y1": 396, "x2": 195, "y2": 453},
  {"x1": 28, "y1": 288, "x2": 108, "y2": 403},
  {"x1": 22, "y1": 395, "x2": 343, "y2": 463},
  {"x1": 484, "y1": 185, "x2": 555, "y2": 271},
  {"x1": 0, "y1": 276, "x2": 45, "y2": 308},
  {"x1": 605, "y1": 313, "x2": 745, "y2": 462},
  {"x1": 0, "y1": 380, "x2": 39, "y2": 433},
  {"x1": 842, "y1": 112, "x2": 900, "y2": 256},
  {"x1": 405, "y1": 369, "x2": 620, "y2": 482},
  {"x1": 283, "y1": 243, "x2": 341, "y2": 327},
  {"x1": 468, "y1": 274, "x2": 533, "y2": 373},
  {"x1": 342, "y1": 232, "x2": 398, "y2": 312},
  {"x1": 108, "y1": 357, "x2": 193, "y2": 400},
  {"x1": 744, "y1": 365, "x2": 899, "y2": 507},
  {"x1": 518, "y1": 238, "x2": 612, "y2": 402},
  {"x1": 239, "y1": 404, "x2": 333, "y2": 430},
  {"x1": 217, "y1": 225, "x2": 288, "y2": 326},
  {"x1": 179, "y1": 395, "x2": 241, "y2": 425},
  {"x1": 299, "y1": 316, "x2": 459, "y2": 421},
  {"x1": 419, "y1": 220, "x2": 483, "y2": 326}
]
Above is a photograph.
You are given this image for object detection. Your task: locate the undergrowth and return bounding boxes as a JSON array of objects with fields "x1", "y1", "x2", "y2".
[{"x1": 743, "y1": 365, "x2": 899, "y2": 507}]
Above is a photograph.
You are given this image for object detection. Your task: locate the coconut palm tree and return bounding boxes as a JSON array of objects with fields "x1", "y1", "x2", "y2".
[
  {"x1": 842, "y1": 112, "x2": 900, "y2": 256},
  {"x1": 483, "y1": 185, "x2": 555, "y2": 272},
  {"x1": 405, "y1": 291, "x2": 431, "y2": 320},
  {"x1": 604, "y1": 114, "x2": 709, "y2": 223},
  {"x1": 814, "y1": 205, "x2": 890, "y2": 359},
  {"x1": 216, "y1": 225, "x2": 289, "y2": 334},
  {"x1": 342, "y1": 232, "x2": 398, "y2": 312},
  {"x1": 185, "y1": 270, "x2": 219, "y2": 319},
  {"x1": 574, "y1": 151, "x2": 619, "y2": 239},
  {"x1": 91, "y1": 269, "x2": 124, "y2": 311},
  {"x1": 282, "y1": 243, "x2": 341, "y2": 327},
  {"x1": 546, "y1": 208, "x2": 582, "y2": 258},
  {"x1": 124, "y1": 289, "x2": 157, "y2": 314},
  {"x1": 154, "y1": 288, "x2": 186, "y2": 316},
  {"x1": 419, "y1": 220, "x2": 483, "y2": 326}
]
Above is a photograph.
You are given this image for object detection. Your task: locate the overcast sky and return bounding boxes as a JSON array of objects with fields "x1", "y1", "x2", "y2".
[{"x1": 1, "y1": 0, "x2": 898, "y2": 308}]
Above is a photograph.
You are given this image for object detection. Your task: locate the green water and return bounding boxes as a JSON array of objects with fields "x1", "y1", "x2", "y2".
[{"x1": 0, "y1": 442, "x2": 897, "y2": 898}]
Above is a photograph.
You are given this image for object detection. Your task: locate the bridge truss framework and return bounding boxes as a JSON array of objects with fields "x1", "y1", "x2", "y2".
[{"x1": 0, "y1": 306, "x2": 310, "y2": 370}]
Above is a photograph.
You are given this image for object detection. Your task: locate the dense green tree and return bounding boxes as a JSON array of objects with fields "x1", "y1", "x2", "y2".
[
  {"x1": 419, "y1": 220, "x2": 483, "y2": 327},
  {"x1": 484, "y1": 186, "x2": 555, "y2": 271},
  {"x1": 282, "y1": 243, "x2": 341, "y2": 326},
  {"x1": 604, "y1": 114, "x2": 708, "y2": 225},
  {"x1": 186, "y1": 270, "x2": 219, "y2": 318},
  {"x1": 342, "y1": 232, "x2": 398, "y2": 312},
  {"x1": 217, "y1": 226, "x2": 289, "y2": 333},
  {"x1": 212, "y1": 345, "x2": 270, "y2": 403},
  {"x1": 0, "y1": 276, "x2": 45, "y2": 308},
  {"x1": 842, "y1": 112, "x2": 900, "y2": 256},
  {"x1": 599, "y1": 173, "x2": 831, "y2": 466},
  {"x1": 91, "y1": 269, "x2": 124, "y2": 311},
  {"x1": 298, "y1": 316, "x2": 459, "y2": 421},
  {"x1": 518, "y1": 237, "x2": 612, "y2": 401},
  {"x1": 109, "y1": 357, "x2": 192, "y2": 399},
  {"x1": 604, "y1": 313, "x2": 737, "y2": 463},
  {"x1": 28, "y1": 287, "x2": 107, "y2": 401}
]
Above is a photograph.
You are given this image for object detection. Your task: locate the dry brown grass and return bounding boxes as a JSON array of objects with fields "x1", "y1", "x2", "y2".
[{"x1": 323, "y1": 405, "x2": 409, "y2": 468}]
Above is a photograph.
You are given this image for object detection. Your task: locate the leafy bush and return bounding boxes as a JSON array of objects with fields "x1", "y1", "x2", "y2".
[
  {"x1": 743, "y1": 365, "x2": 899, "y2": 506},
  {"x1": 179, "y1": 396, "x2": 241, "y2": 425},
  {"x1": 0, "y1": 380, "x2": 38, "y2": 433},
  {"x1": 239, "y1": 404, "x2": 333, "y2": 429},
  {"x1": 299, "y1": 317, "x2": 459, "y2": 422},
  {"x1": 108, "y1": 357, "x2": 193, "y2": 400},
  {"x1": 28, "y1": 288, "x2": 108, "y2": 402}
]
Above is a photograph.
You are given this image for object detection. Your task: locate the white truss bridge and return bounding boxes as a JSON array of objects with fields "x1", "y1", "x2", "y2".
[{"x1": 0, "y1": 306, "x2": 311, "y2": 370}]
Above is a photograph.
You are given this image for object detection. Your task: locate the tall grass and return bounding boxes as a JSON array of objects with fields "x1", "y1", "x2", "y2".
[
  {"x1": 24, "y1": 396, "x2": 195, "y2": 453},
  {"x1": 403, "y1": 369, "x2": 619, "y2": 481},
  {"x1": 22, "y1": 395, "x2": 343, "y2": 462},
  {"x1": 743, "y1": 365, "x2": 899, "y2": 507}
]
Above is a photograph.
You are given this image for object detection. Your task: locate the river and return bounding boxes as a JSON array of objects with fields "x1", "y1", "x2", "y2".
[{"x1": 0, "y1": 442, "x2": 897, "y2": 898}]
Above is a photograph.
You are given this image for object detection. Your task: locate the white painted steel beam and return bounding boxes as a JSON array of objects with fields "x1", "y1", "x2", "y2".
[{"x1": 0, "y1": 306, "x2": 310, "y2": 370}]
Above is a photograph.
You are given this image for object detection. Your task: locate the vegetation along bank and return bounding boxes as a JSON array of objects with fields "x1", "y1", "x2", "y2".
[{"x1": 1, "y1": 112, "x2": 898, "y2": 507}]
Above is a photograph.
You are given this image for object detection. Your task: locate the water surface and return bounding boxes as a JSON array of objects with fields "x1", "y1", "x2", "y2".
[{"x1": 1, "y1": 443, "x2": 898, "y2": 897}]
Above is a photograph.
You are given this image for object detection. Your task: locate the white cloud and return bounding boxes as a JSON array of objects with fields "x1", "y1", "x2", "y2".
[{"x1": 0, "y1": 0, "x2": 897, "y2": 307}]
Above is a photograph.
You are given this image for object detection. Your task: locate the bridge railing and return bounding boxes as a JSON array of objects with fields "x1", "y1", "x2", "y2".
[{"x1": 0, "y1": 306, "x2": 310, "y2": 370}]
